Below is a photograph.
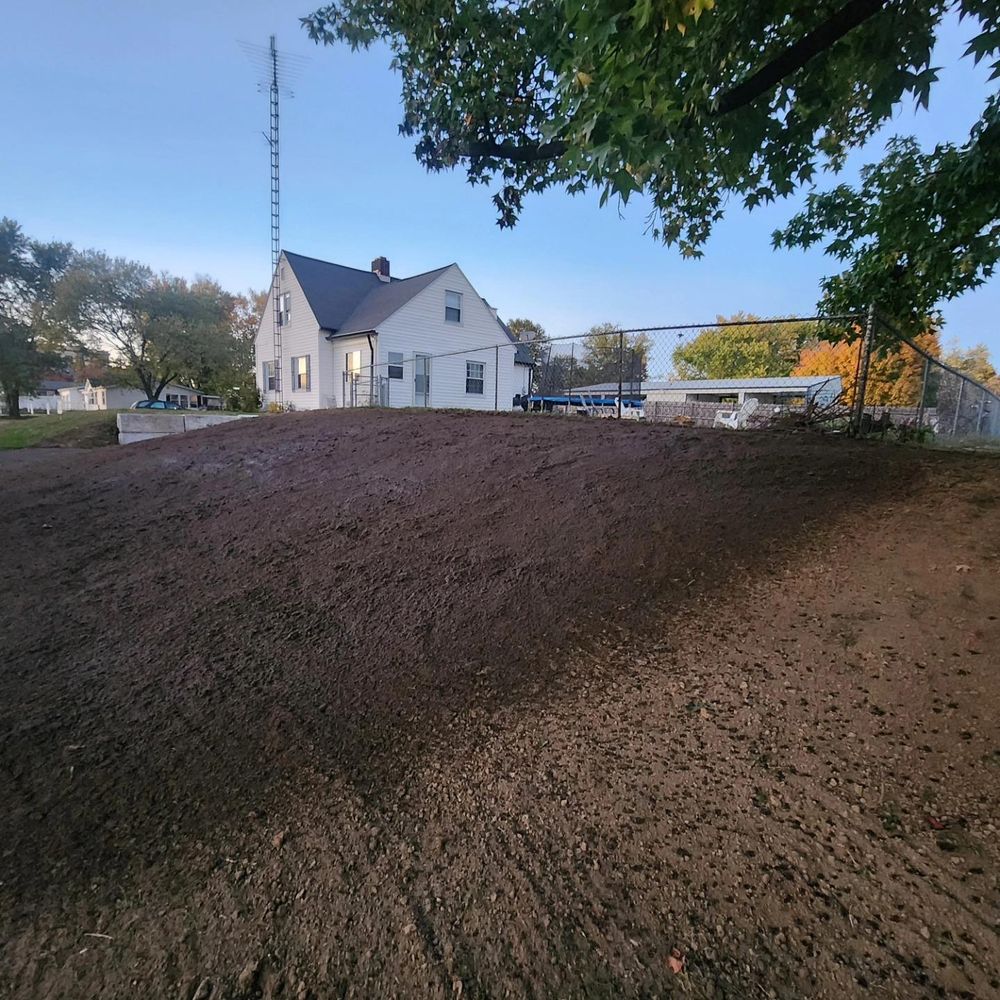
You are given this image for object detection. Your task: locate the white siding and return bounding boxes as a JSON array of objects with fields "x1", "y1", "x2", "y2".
[
  {"x1": 57, "y1": 387, "x2": 85, "y2": 411},
  {"x1": 323, "y1": 334, "x2": 375, "y2": 408},
  {"x1": 103, "y1": 387, "x2": 147, "y2": 409},
  {"x1": 255, "y1": 254, "x2": 323, "y2": 410},
  {"x1": 56, "y1": 382, "x2": 199, "y2": 411},
  {"x1": 644, "y1": 389, "x2": 693, "y2": 403},
  {"x1": 375, "y1": 266, "x2": 517, "y2": 411},
  {"x1": 514, "y1": 363, "x2": 531, "y2": 396}
]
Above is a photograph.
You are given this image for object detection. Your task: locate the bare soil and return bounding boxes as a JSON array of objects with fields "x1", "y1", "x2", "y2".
[{"x1": 1, "y1": 409, "x2": 998, "y2": 999}]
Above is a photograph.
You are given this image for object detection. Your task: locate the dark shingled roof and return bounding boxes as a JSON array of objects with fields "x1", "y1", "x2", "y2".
[
  {"x1": 284, "y1": 251, "x2": 450, "y2": 337},
  {"x1": 496, "y1": 318, "x2": 535, "y2": 367},
  {"x1": 283, "y1": 251, "x2": 532, "y2": 361},
  {"x1": 336, "y1": 267, "x2": 452, "y2": 337}
]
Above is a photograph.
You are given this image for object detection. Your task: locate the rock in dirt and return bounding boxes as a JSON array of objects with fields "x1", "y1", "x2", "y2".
[{"x1": 237, "y1": 959, "x2": 260, "y2": 994}]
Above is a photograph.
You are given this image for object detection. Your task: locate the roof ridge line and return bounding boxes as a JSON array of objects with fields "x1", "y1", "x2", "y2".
[{"x1": 281, "y1": 250, "x2": 382, "y2": 277}]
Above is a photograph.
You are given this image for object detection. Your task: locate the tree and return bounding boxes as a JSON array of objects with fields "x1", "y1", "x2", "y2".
[
  {"x1": 774, "y1": 101, "x2": 1000, "y2": 335},
  {"x1": 58, "y1": 253, "x2": 235, "y2": 400},
  {"x1": 0, "y1": 219, "x2": 74, "y2": 418},
  {"x1": 506, "y1": 317, "x2": 549, "y2": 365},
  {"x1": 574, "y1": 323, "x2": 651, "y2": 386},
  {"x1": 793, "y1": 330, "x2": 941, "y2": 405},
  {"x1": 505, "y1": 317, "x2": 549, "y2": 392},
  {"x1": 302, "y1": 1, "x2": 999, "y2": 295},
  {"x1": 942, "y1": 341, "x2": 1000, "y2": 393},
  {"x1": 536, "y1": 347, "x2": 578, "y2": 395},
  {"x1": 672, "y1": 314, "x2": 818, "y2": 379},
  {"x1": 208, "y1": 289, "x2": 266, "y2": 411}
]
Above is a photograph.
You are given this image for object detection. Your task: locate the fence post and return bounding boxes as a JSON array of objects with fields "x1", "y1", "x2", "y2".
[
  {"x1": 494, "y1": 345, "x2": 499, "y2": 412},
  {"x1": 568, "y1": 343, "x2": 575, "y2": 412},
  {"x1": 977, "y1": 386, "x2": 987, "y2": 436},
  {"x1": 850, "y1": 303, "x2": 876, "y2": 436},
  {"x1": 617, "y1": 329, "x2": 624, "y2": 419},
  {"x1": 952, "y1": 378, "x2": 965, "y2": 436},
  {"x1": 917, "y1": 356, "x2": 930, "y2": 430}
]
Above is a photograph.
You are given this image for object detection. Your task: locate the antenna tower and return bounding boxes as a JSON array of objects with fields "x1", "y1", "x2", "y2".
[
  {"x1": 268, "y1": 34, "x2": 282, "y2": 405},
  {"x1": 241, "y1": 36, "x2": 307, "y2": 408}
]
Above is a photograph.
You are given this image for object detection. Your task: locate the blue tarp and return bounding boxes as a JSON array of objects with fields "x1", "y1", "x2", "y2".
[{"x1": 530, "y1": 395, "x2": 643, "y2": 408}]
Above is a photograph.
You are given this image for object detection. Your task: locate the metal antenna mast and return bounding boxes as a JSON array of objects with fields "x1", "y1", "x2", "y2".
[
  {"x1": 267, "y1": 34, "x2": 282, "y2": 406},
  {"x1": 240, "y1": 37, "x2": 307, "y2": 408}
]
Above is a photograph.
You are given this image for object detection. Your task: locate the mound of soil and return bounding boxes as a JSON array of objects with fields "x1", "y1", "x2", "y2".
[{"x1": 1, "y1": 410, "x2": 998, "y2": 998}]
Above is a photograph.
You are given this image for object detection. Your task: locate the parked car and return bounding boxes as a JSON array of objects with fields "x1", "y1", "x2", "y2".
[{"x1": 131, "y1": 399, "x2": 182, "y2": 410}]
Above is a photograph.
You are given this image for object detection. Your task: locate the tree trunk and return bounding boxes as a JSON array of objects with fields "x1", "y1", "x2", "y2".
[{"x1": 2, "y1": 384, "x2": 22, "y2": 419}]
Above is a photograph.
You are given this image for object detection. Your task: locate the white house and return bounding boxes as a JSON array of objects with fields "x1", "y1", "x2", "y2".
[
  {"x1": 255, "y1": 251, "x2": 533, "y2": 410},
  {"x1": 58, "y1": 378, "x2": 220, "y2": 412},
  {"x1": 0, "y1": 378, "x2": 73, "y2": 416}
]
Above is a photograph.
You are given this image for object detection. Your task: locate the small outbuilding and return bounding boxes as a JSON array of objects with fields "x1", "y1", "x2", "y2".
[
  {"x1": 641, "y1": 376, "x2": 842, "y2": 406},
  {"x1": 58, "y1": 379, "x2": 222, "y2": 412}
]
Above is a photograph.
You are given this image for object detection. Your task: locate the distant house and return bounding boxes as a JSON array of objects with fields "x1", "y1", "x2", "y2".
[
  {"x1": 0, "y1": 378, "x2": 73, "y2": 416},
  {"x1": 57, "y1": 378, "x2": 221, "y2": 412},
  {"x1": 255, "y1": 251, "x2": 533, "y2": 410}
]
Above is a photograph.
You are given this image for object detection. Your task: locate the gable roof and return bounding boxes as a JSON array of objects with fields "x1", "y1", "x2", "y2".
[
  {"x1": 283, "y1": 251, "x2": 452, "y2": 337},
  {"x1": 336, "y1": 266, "x2": 452, "y2": 337},
  {"x1": 283, "y1": 252, "x2": 533, "y2": 361}
]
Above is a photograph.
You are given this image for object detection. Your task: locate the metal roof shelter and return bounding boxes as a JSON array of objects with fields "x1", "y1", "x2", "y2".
[{"x1": 572, "y1": 376, "x2": 842, "y2": 396}]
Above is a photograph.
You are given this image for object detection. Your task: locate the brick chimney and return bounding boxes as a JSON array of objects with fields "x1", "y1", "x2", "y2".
[{"x1": 371, "y1": 256, "x2": 390, "y2": 281}]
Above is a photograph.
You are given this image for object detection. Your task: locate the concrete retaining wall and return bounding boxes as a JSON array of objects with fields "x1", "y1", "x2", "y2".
[{"x1": 117, "y1": 411, "x2": 256, "y2": 444}]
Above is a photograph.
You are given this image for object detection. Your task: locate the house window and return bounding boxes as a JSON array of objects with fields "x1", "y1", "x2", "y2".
[
  {"x1": 263, "y1": 361, "x2": 277, "y2": 391},
  {"x1": 445, "y1": 290, "x2": 462, "y2": 323},
  {"x1": 291, "y1": 355, "x2": 310, "y2": 391},
  {"x1": 166, "y1": 394, "x2": 190, "y2": 408},
  {"x1": 466, "y1": 361, "x2": 485, "y2": 394},
  {"x1": 279, "y1": 292, "x2": 291, "y2": 325},
  {"x1": 387, "y1": 351, "x2": 404, "y2": 379}
]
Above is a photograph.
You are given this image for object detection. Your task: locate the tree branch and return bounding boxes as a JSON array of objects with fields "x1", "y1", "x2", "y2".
[
  {"x1": 713, "y1": 0, "x2": 887, "y2": 116},
  {"x1": 462, "y1": 0, "x2": 888, "y2": 162},
  {"x1": 465, "y1": 138, "x2": 568, "y2": 161}
]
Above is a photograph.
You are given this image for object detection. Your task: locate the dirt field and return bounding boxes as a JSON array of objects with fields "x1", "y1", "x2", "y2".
[{"x1": 1, "y1": 410, "x2": 998, "y2": 999}]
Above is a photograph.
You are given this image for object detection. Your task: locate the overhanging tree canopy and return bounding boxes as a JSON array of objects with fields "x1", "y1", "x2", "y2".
[{"x1": 303, "y1": 0, "x2": 999, "y2": 333}]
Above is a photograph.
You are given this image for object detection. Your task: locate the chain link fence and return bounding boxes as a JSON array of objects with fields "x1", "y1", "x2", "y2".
[
  {"x1": 336, "y1": 309, "x2": 999, "y2": 445},
  {"x1": 531, "y1": 314, "x2": 860, "y2": 429},
  {"x1": 859, "y1": 316, "x2": 1000, "y2": 443}
]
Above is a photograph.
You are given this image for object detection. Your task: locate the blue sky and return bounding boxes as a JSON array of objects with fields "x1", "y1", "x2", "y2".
[{"x1": 5, "y1": 1, "x2": 998, "y2": 354}]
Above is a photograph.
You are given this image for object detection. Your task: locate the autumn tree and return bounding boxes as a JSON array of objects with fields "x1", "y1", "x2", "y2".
[
  {"x1": 672, "y1": 315, "x2": 818, "y2": 379},
  {"x1": 58, "y1": 253, "x2": 236, "y2": 400},
  {"x1": 303, "y1": 1, "x2": 1000, "y2": 331},
  {"x1": 793, "y1": 331, "x2": 941, "y2": 406},
  {"x1": 0, "y1": 218, "x2": 74, "y2": 418}
]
